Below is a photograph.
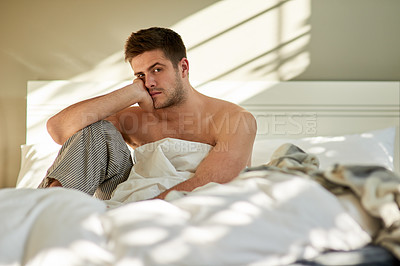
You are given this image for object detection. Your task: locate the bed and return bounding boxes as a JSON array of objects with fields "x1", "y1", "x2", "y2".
[{"x1": 2, "y1": 81, "x2": 400, "y2": 265}]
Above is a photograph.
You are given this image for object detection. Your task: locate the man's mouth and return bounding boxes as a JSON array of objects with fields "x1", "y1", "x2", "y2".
[{"x1": 149, "y1": 91, "x2": 162, "y2": 97}]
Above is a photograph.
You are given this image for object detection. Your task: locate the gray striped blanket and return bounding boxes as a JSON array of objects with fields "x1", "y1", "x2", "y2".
[{"x1": 243, "y1": 143, "x2": 400, "y2": 260}]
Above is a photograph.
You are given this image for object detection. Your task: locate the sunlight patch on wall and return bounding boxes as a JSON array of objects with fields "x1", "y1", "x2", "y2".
[
  {"x1": 69, "y1": 51, "x2": 133, "y2": 82},
  {"x1": 26, "y1": 80, "x2": 131, "y2": 144},
  {"x1": 26, "y1": 0, "x2": 311, "y2": 143},
  {"x1": 197, "y1": 80, "x2": 278, "y2": 104},
  {"x1": 172, "y1": 0, "x2": 311, "y2": 95}
]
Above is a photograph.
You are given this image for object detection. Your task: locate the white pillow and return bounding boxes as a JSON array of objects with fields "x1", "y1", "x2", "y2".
[
  {"x1": 17, "y1": 127, "x2": 396, "y2": 188},
  {"x1": 16, "y1": 142, "x2": 61, "y2": 188},
  {"x1": 252, "y1": 127, "x2": 396, "y2": 171}
]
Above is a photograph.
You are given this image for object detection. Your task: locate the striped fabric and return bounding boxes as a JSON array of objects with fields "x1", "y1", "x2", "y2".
[{"x1": 38, "y1": 120, "x2": 133, "y2": 200}]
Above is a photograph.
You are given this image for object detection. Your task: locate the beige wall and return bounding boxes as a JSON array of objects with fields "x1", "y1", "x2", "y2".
[
  {"x1": 0, "y1": 0, "x2": 219, "y2": 187},
  {"x1": 0, "y1": 0, "x2": 399, "y2": 188},
  {"x1": 298, "y1": 0, "x2": 400, "y2": 80}
]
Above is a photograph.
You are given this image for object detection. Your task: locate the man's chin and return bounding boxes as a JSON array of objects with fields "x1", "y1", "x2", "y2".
[
  {"x1": 154, "y1": 99, "x2": 173, "y2": 109},
  {"x1": 153, "y1": 102, "x2": 165, "y2": 109},
  {"x1": 153, "y1": 100, "x2": 162, "y2": 109}
]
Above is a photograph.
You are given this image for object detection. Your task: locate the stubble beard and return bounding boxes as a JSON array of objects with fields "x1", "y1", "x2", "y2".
[{"x1": 154, "y1": 71, "x2": 187, "y2": 109}]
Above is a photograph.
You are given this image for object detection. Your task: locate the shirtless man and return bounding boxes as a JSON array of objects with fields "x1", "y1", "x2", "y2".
[{"x1": 43, "y1": 27, "x2": 257, "y2": 200}]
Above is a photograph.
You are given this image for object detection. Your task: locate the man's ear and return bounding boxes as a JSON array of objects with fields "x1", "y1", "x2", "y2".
[{"x1": 179, "y1": 58, "x2": 189, "y2": 78}]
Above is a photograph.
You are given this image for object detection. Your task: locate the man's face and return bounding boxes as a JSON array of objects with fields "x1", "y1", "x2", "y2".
[{"x1": 130, "y1": 49, "x2": 187, "y2": 109}]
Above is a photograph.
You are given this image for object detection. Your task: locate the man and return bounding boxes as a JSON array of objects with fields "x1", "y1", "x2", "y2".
[{"x1": 41, "y1": 27, "x2": 257, "y2": 200}]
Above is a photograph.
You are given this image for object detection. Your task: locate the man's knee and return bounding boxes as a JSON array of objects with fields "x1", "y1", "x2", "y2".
[{"x1": 37, "y1": 177, "x2": 62, "y2": 188}]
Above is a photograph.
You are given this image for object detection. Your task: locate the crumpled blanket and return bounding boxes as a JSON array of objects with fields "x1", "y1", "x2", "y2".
[
  {"x1": 105, "y1": 138, "x2": 212, "y2": 208},
  {"x1": 244, "y1": 143, "x2": 400, "y2": 260},
  {"x1": 1, "y1": 141, "x2": 393, "y2": 266}
]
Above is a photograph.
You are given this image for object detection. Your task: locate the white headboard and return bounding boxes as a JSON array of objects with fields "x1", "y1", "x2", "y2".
[{"x1": 27, "y1": 81, "x2": 399, "y2": 172}]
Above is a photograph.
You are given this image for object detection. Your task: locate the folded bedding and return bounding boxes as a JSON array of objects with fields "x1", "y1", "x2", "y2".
[
  {"x1": 105, "y1": 138, "x2": 212, "y2": 208},
  {"x1": 2, "y1": 138, "x2": 400, "y2": 266}
]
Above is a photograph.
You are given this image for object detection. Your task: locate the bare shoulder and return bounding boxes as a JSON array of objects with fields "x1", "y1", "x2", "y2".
[
  {"x1": 207, "y1": 96, "x2": 255, "y2": 120},
  {"x1": 201, "y1": 95, "x2": 257, "y2": 167},
  {"x1": 203, "y1": 95, "x2": 257, "y2": 136}
]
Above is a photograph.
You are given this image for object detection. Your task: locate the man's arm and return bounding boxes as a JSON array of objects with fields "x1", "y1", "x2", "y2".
[
  {"x1": 47, "y1": 79, "x2": 153, "y2": 145},
  {"x1": 154, "y1": 109, "x2": 257, "y2": 199}
]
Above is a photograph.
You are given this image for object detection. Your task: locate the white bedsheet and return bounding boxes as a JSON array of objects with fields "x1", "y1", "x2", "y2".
[
  {"x1": 0, "y1": 140, "x2": 373, "y2": 266},
  {"x1": 108, "y1": 172, "x2": 371, "y2": 265},
  {"x1": 0, "y1": 188, "x2": 109, "y2": 266},
  {"x1": 0, "y1": 139, "x2": 371, "y2": 266},
  {"x1": 106, "y1": 138, "x2": 212, "y2": 208}
]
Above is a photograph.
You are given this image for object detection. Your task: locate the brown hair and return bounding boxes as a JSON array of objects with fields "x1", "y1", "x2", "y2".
[{"x1": 124, "y1": 27, "x2": 187, "y2": 67}]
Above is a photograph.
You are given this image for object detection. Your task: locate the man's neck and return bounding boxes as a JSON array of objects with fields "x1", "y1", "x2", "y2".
[{"x1": 152, "y1": 86, "x2": 203, "y2": 122}]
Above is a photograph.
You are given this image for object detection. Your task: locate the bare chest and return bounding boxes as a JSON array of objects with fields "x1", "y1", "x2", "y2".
[{"x1": 125, "y1": 113, "x2": 217, "y2": 148}]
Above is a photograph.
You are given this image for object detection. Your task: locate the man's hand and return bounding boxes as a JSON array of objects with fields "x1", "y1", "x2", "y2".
[{"x1": 129, "y1": 79, "x2": 154, "y2": 113}]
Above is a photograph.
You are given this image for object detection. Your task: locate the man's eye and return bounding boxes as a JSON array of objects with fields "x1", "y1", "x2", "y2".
[
  {"x1": 154, "y1": 68, "x2": 161, "y2": 73},
  {"x1": 136, "y1": 74, "x2": 144, "y2": 78}
]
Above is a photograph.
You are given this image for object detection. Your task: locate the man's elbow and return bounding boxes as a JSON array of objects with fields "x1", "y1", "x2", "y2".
[
  {"x1": 46, "y1": 117, "x2": 68, "y2": 145},
  {"x1": 239, "y1": 110, "x2": 257, "y2": 138}
]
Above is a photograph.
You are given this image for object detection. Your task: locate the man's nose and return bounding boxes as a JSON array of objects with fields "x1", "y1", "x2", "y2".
[{"x1": 145, "y1": 75, "x2": 156, "y2": 88}]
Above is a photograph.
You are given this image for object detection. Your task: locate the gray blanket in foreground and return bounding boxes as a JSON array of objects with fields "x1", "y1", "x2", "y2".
[{"x1": 244, "y1": 143, "x2": 400, "y2": 260}]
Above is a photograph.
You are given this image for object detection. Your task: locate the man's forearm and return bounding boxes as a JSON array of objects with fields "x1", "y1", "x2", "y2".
[
  {"x1": 153, "y1": 174, "x2": 212, "y2": 200},
  {"x1": 47, "y1": 83, "x2": 142, "y2": 144},
  {"x1": 154, "y1": 111, "x2": 256, "y2": 200},
  {"x1": 154, "y1": 155, "x2": 246, "y2": 200}
]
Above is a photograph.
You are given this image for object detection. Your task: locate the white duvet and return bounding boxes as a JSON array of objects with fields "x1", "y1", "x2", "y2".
[
  {"x1": 106, "y1": 138, "x2": 212, "y2": 207},
  {"x1": 0, "y1": 138, "x2": 373, "y2": 266}
]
